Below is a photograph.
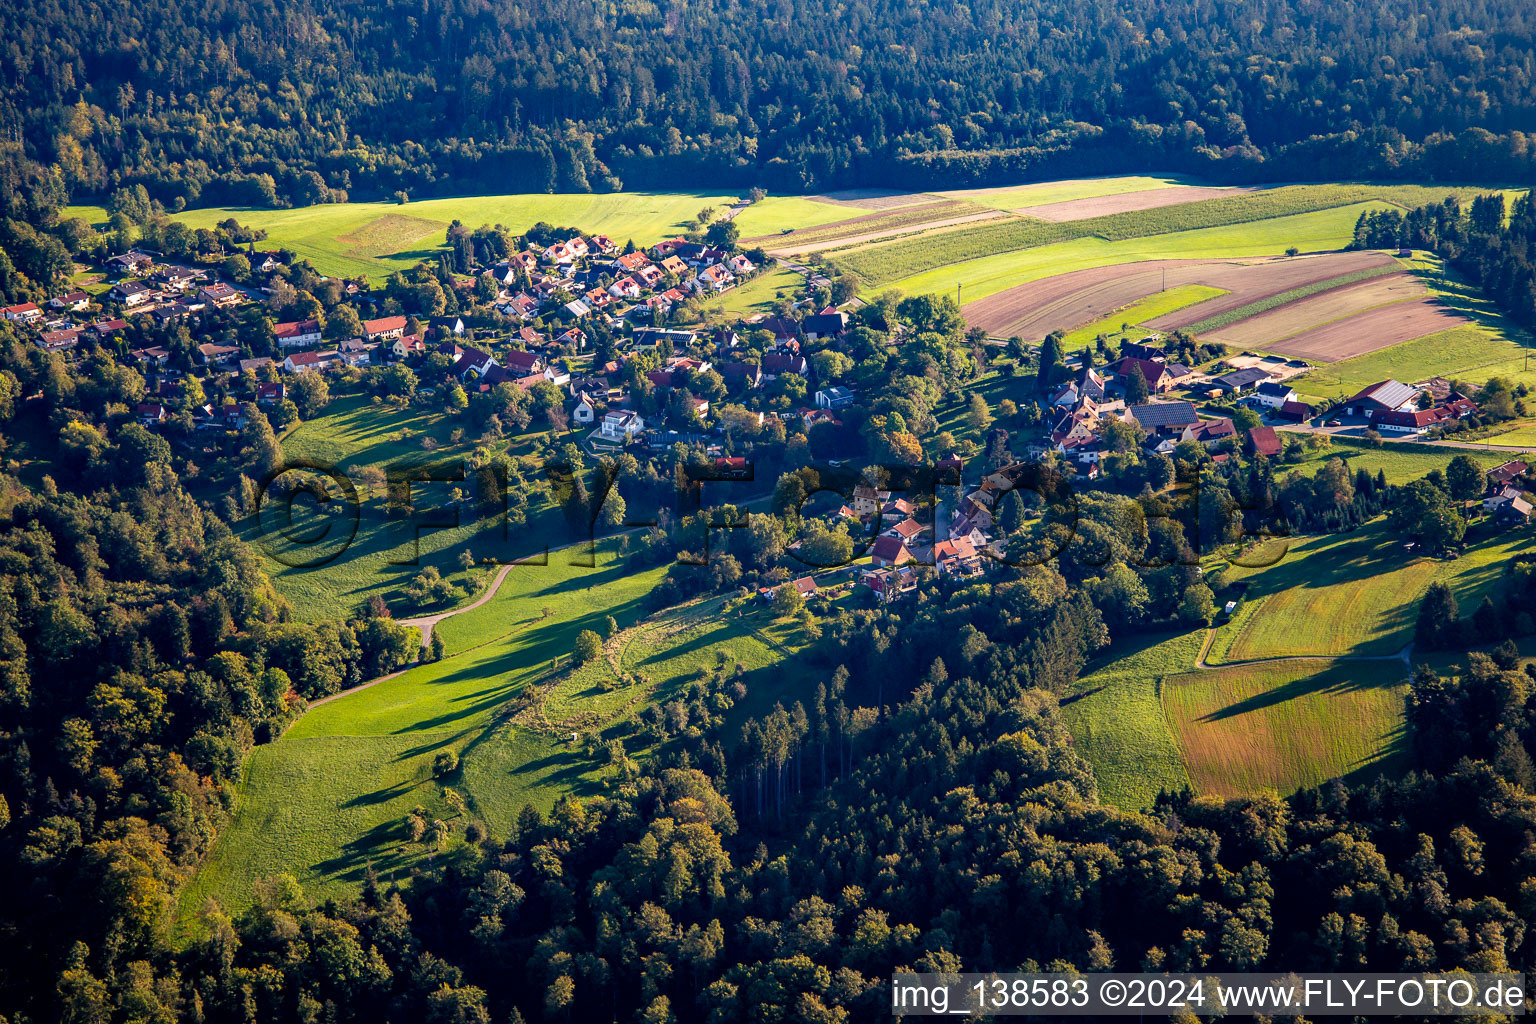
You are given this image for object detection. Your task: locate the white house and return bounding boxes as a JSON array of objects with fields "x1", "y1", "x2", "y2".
[
  {"x1": 1253, "y1": 381, "x2": 1297, "y2": 409},
  {"x1": 600, "y1": 409, "x2": 644, "y2": 440},
  {"x1": 573, "y1": 393, "x2": 599, "y2": 425}
]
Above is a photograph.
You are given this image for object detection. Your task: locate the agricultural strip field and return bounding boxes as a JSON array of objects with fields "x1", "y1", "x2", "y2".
[
  {"x1": 835, "y1": 183, "x2": 1497, "y2": 287},
  {"x1": 935, "y1": 174, "x2": 1208, "y2": 212},
  {"x1": 1015, "y1": 185, "x2": 1256, "y2": 222},
  {"x1": 1204, "y1": 273, "x2": 1435, "y2": 353},
  {"x1": 744, "y1": 199, "x2": 979, "y2": 244},
  {"x1": 888, "y1": 204, "x2": 1388, "y2": 308},
  {"x1": 1161, "y1": 659, "x2": 1409, "y2": 798},
  {"x1": 966, "y1": 249, "x2": 1396, "y2": 339},
  {"x1": 1169, "y1": 259, "x2": 1402, "y2": 334},
  {"x1": 1050, "y1": 285, "x2": 1228, "y2": 351},
  {"x1": 805, "y1": 189, "x2": 944, "y2": 209},
  {"x1": 170, "y1": 190, "x2": 738, "y2": 280},
  {"x1": 764, "y1": 208, "x2": 1008, "y2": 256},
  {"x1": 1252, "y1": 297, "x2": 1468, "y2": 362}
]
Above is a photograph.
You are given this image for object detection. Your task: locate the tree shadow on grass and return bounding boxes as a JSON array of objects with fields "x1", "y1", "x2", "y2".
[{"x1": 1195, "y1": 661, "x2": 1405, "y2": 723}]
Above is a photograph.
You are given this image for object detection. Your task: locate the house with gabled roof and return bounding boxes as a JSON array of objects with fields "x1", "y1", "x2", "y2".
[
  {"x1": 1247, "y1": 425, "x2": 1282, "y2": 457},
  {"x1": 1343, "y1": 379, "x2": 1419, "y2": 416},
  {"x1": 274, "y1": 319, "x2": 322, "y2": 349},
  {"x1": 1129, "y1": 400, "x2": 1200, "y2": 436},
  {"x1": 870, "y1": 535, "x2": 916, "y2": 568},
  {"x1": 363, "y1": 315, "x2": 407, "y2": 341}
]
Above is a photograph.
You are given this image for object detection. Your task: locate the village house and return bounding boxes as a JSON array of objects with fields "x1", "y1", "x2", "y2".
[
  {"x1": 130, "y1": 345, "x2": 170, "y2": 367},
  {"x1": 573, "y1": 392, "x2": 600, "y2": 425},
  {"x1": 852, "y1": 483, "x2": 891, "y2": 518},
  {"x1": 284, "y1": 350, "x2": 341, "y2": 373},
  {"x1": 1209, "y1": 366, "x2": 1270, "y2": 395},
  {"x1": 363, "y1": 315, "x2": 408, "y2": 341},
  {"x1": 50, "y1": 292, "x2": 89, "y2": 312},
  {"x1": 197, "y1": 342, "x2": 241, "y2": 367},
  {"x1": 110, "y1": 281, "x2": 153, "y2": 307},
  {"x1": 110, "y1": 251, "x2": 154, "y2": 276},
  {"x1": 256, "y1": 381, "x2": 287, "y2": 405},
  {"x1": 136, "y1": 402, "x2": 169, "y2": 425},
  {"x1": 694, "y1": 264, "x2": 735, "y2": 292},
  {"x1": 600, "y1": 409, "x2": 645, "y2": 441},
  {"x1": 197, "y1": 282, "x2": 241, "y2": 308},
  {"x1": 392, "y1": 335, "x2": 426, "y2": 359},
  {"x1": 40, "y1": 328, "x2": 80, "y2": 351},
  {"x1": 1247, "y1": 425, "x2": 1283, "y2": 457},
  {"x1": 762, "y1": 352, "x2": 808, "y2": 380},
  {"x1": 1254, "y1": 381, "x2": 1297, "y2": 408},
  {"x1": 802, "y1": 311, "x2": 848, "y2": 341},
  {"x1": 815, "y1": 386, "x2": 856, "y2": 411},
  {"x1": 1129, "y1": 401, "x2": 1201, "y2": 437},
  {"x1": 870, "y1": 535, "x2": 916, "y2": 568},
  {"x1": 1113, "y1": 356, "x2": 1173, "y2": 394},
  {"x1": 273, "y1": 319, "x2": 323, "y2": 349},
  {"x1": 2, "y1": 302, "x2": 43, "y2": 322}
]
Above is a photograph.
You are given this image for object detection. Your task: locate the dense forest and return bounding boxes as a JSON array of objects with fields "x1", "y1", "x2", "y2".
[{"x1": 4, "y1": 0, "x2": 1536, "y2": 206}]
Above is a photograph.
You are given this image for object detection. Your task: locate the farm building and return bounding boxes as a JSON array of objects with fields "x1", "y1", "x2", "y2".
[
  {"x1": 1129, "y1": 401, "x2": 1200, "y2": 437},
  {"x1": 1342, "y1": 379, "x2": 1420, "y2": 417}
]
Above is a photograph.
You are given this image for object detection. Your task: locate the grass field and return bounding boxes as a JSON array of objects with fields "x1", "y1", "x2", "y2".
[
  {"x1": 247, "y1": 393, "x2": 591, "y2": 621},
  {"x1": 1060, "y1": 630, "x2": 1204, "y2": 809},
  {"x1": 1208, "y1": 519, "x2": 1535, "y2": 664},
  {"x1": 179, "y1": 545, "x2": 668, "y2": 923},
  {"x1": 1053, "y1": 284, "x2": 1227, "y2": 350},
  {"x1": 698, "y1": 266, "x2": 803, "y2": 318},
  {"x1": 1293, "y1": 326, "x2": 1536, "y2": 396},
  {"x1": 1162, "y1": 659, "x2": 1408, "y2": 797},
  {"x1": 1283, "y1": 438, "x2": 1514, "y2": 484},
  {"x1": 730, "y1": 196, "x2": 856, "y2": 238},
  {"x1": 882, "y1": 203, "x2": 1387, "y2": 306},
  {"x1": 165, "y1": 191, "x2": 738, "y2": 281}
]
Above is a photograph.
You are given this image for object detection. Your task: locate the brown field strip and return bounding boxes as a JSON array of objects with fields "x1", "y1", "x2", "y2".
[
  {"x1": 964, "y1": 251, "x2": 1398, "y2": 340},
  {"x1": 767, "y1": 209, "x2": 1010, "y2": 256},
  {"x1": 1205, "y1": 273, "x2": 1428, "y2": 349},
  {"x1": 1142, "y1": 251, "x2": 1400, "y2": 330},
  {"x1": 803, "y1": 189, "x2": 942, "y2": 210},
  {"x1": 1251, "y1": 298, "x2": 1469, "y2": 362},
  {"x1": 1014, "y1": 185, "x2": 1257, "y2": 222}
]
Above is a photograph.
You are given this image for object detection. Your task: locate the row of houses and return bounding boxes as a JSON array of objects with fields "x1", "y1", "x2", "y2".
[{"x1": 487, "y1": 235, "x2": 757, "y2": 328}]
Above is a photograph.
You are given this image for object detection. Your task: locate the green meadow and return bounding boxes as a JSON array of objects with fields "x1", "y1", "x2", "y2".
[
  {"x1": 180, "y1": 552, "x2": 823, "y2": 923},
  {"x1": 164, "y1": 190, "x2": 738, "y2": 281},
  {"x1": 1053, "y1": 284, "x2": 1227, "y2": 350}
]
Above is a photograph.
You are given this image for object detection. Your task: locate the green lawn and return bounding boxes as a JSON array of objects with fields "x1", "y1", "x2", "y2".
[
  {"x1": 1052, "y1": 284, "x2": 1227, "y2": 349},
  {"x1": 168, "y1": 191, "x2": 739, "y2": 280},
  {"x1": 880, "y1": 203, "x2": 1387, "y2": 305},
  {"x1": 1060, "y1": 630, "x2": 1204, "y2": 810},
  {"x1": 697, "y1": 266, "x2": 803, "y2": 319},
  {"x1": 1161, "y1": 659, "x2": 1408, "y2": 798}
]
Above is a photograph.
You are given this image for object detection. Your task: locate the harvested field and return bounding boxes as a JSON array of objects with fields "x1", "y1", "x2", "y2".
[
  {"x1": 1015, "y1": 185, "x2": 1256, "y2": 222},
  {"x1": 1143, "y1": 251, "x2": 1399, "y2": 330},
  {"x1": 1255, "y1": 298, "x2": 1468, "y2": 362},
  {"x1": 805, "y1": 189, "x2": 939, "y2": 209},
  {"x1": 965, "y1": 251, "x2": 1397, "y2": 340},
  {"x1": 1206, "y1": 273, "x2": 1427, "y2": 349},
  {"x1": 768, "y1": 208, "x2": 1009, "y2": 255}
]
